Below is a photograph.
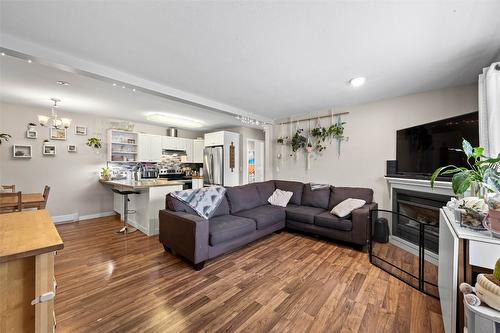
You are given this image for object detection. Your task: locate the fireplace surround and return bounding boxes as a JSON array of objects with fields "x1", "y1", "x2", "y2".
[{"x1": 392, "y1": 188, "x2": 451, "y2": 254}]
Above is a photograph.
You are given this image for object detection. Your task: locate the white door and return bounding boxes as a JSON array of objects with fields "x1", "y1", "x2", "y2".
[{"x1": 245, "y1": 139, "x2": 264, "y2": 184}]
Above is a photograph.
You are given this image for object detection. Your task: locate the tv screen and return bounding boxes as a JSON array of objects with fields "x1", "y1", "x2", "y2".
[{"x1": 396, "y1": 112, "x2": 479, "y2": 176}]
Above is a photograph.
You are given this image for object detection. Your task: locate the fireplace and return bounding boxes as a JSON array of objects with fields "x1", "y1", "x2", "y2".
[{"x1": 392, "y1": 188, "x2": 451, "y2": 254}]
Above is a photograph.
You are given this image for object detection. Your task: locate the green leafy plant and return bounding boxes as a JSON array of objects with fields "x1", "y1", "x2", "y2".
[
  {"x1": 86, "y1": 137, "x2": 102, "y2": 149},
  {"x1": 430, "y1": 139, "x2": 500, "y2": 195},
  {"x1": 311, "y1": 122, "x2": 346, "y2": 142},
  {"x1": 290, "y1": 129, "x2": 307, "y2": 152},
  {"x1": 101, "y1": 167, "x2": 111, "y2": 180},
  {"x1": 0, "y1": 133, "x2": 12, "y2": 145},
  {"x1": 277, "y1": 136, "x2": 288, "y2": 145},
  {"x1": 494, "y1": 258, "x2": 500, "y2": 281}
]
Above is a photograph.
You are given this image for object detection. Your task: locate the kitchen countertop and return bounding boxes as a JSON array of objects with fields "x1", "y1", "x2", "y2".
[{"x1": 99, "y1": 179, "x2": 184, "y2": 189}]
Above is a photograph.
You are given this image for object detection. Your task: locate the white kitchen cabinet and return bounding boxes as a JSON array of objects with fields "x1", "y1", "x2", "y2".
[
  {"x1": 183, "y1": 139, "x2": 194, "y2": 163},
  {"x1": 192, "y1": 178, "x2": 204, "y2": 189},
  {"x1": 193, "y1": 139, "x2": 204, "y2": 163},
  {"x1": 204, "y1": 131, "x2": 224, "y2": 146},
  {"x1": 161, "y1": 136, "x2": 186, "y2": 151},
  {"x1": 138, "y1": 134, "x2": 162, "y2": 162}
]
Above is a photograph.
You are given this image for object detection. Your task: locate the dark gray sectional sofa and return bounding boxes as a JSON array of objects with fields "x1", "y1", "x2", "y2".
[{"x1": 159, "y1": 180, "x2": 377, "y2": 270}]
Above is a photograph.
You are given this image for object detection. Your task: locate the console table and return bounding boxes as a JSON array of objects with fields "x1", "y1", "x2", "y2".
[
  {"x1": 438, "y1": 207, "x2": 500, "y2": 333},
  {"x1": 0, "y1": 210, "x2": 64, "y2": 333}
]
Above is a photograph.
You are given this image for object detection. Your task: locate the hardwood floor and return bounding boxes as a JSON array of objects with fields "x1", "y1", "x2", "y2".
[{"x1": 54, "y1": 216, "x2": 444, "y2": 333}]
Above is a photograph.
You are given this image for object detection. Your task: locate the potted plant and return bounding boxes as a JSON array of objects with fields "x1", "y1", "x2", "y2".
[
  {"x1": 290, "y1": 129, "x2": 307, "y2": 152},
  {"x1": 305, "y1": 142, "x2": 314, "y2": 153},
  {"x1": 430, "y1": 139, "x2": 500, "y2": 196},
  {"x1": 276, "y1": 136, "x2": 288, "y2": 145},
  {"x1": 100, "y1": 167, "x2": 111, "y2": 181},
  {"x1": 86, "y1": 137, "x2": 102, "y2": 149},
  {"x1": 0, "y1": 133, "x2": 11, "y2": 145}
]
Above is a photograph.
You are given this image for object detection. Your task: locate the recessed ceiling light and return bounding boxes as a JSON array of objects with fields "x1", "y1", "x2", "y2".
[
  {"x1": 56, "y1": 80, "x2": 70, "y2": 86},
  {"x1": 121, "y1": 86, "x2": 126, "y2": 89},
  {"x1": 27, "y1": 59, "x2": 32, "y2": 63},
  {"x1": 349, "y1": 77, "x2": 366, "y2": 87},
  {"x1": 0, "y1": 52, "x2": 5, "y2": 56},
  {"x1": 132, "y1": 88, "x2": 136, "y2": 92},
  {"x1": 112, "y1": 83, "x2": 117, "y2": 87},
  {"x1": 145, "y1": 112, "x2": 205, "y2": 129}
]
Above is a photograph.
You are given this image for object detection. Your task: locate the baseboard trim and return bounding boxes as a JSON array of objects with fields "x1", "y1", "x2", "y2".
[{"x1": 52, "y1": 211, "x2": 116, "y2": 224}]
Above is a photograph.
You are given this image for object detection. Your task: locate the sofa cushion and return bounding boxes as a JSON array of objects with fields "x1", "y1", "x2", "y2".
[
  {"x1": 329, "y1": 187, "x2": 374, "y2": 209},
  {"x1": 275, "y1": 180, "x2": 304, "y2": 205},
  {"x1": 285, "y1": 205, "x2": 326, "y2": 224},
  {"x1": 225, "y1": 184, "x2": 261, "y2": 213},
  {"x1": 301, "y1": 183, "x2": 331, "y2": 209},
  {"x1": 212, "y1": 196, "x2": 230, "y2": 217},
  {"x1": 254, "y1": 180, "x2": 276, "y2": 206},
  {"x1": 234, "y1": 205, "x2": 286, "y2": 229},
  {"x1": 314, "y1": 212, "x2": 353, "y2": 231},
  {"x1": 209, "y1": 215, "x2": 256, "y2": 246}
]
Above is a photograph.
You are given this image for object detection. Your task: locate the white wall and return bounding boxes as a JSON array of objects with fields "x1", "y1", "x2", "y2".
[
  {"x1": 272, "y1": 84, "x2": 478, "y2": 210},
  {"x1": 0, "y1": 102, "x2": 201, "y2": 220}
]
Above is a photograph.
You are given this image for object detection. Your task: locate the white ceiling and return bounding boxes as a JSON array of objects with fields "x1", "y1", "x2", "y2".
[
  {"x1": 1, "y1": 1, "x2": 500, "y2": 119},
  {"x1": 0, "y1": 54, "x2": 244, "y2": 130}
]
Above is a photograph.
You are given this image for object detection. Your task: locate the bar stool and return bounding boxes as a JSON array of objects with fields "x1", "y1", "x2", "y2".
[{"x1": 111, "y1": 188, "x2": 139, "y2": 234}]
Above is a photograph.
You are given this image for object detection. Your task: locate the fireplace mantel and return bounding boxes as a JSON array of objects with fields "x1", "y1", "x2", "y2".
[{"x1": 385, "y1": 176, "x2": 456, "y2": 199}]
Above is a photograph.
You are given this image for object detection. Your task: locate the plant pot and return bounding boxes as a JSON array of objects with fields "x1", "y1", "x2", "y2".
[{"x1": 484, "y1": 209, "x2": 500, "y2": 237}]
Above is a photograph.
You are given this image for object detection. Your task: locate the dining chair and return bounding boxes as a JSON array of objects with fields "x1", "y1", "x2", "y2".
[
  {"x1": 40, "y1": 185, "x2": 50, "y2": 209},
  {"x1": 0, "y1": 191, "x2": 22, "y2": 213},
  {"x1": 1, "y1": 184, "x2": 15, "y2": 192}
]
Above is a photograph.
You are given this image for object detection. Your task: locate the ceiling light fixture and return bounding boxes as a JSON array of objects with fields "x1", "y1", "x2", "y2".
[
  {"x1": 1, "y1": 52, "x2": 5, "y2": 56},
  {"x1": 56, "y1": 80, "x2": 70, "y2": 86},
  {"x1": 27, "y1": 59, "x2": 32, "y2": 63},
  {"x1": 132, "y1": 88, "x2": 136, "y2": 92},
  {"x1": 112, "y1": 83, "x2": 117, "y2": 87},
  {"x1": 38, "y1": 98, "x2": 71, "y2": 129},
  {"x1": 349, "y1": 77, "x2": 366, "y2": 87},
  {"x1": 121, "y1": 86, "x2": 126, "y2": 89},
  {"x1": 145, "y1": 112, "x2": 205, "y2": 129}
]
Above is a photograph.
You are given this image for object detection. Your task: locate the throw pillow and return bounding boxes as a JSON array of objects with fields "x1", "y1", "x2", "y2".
[
  {"x1": 268, "y1": 189, "x2": 293, "y2": 207},
  {"x1": 331, "y1": 198, "x2": 366, "y2": 217}
]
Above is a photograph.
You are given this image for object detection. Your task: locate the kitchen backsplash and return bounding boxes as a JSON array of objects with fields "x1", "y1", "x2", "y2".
[{"x1": 159, "y1": 153, "x2": 183, "y2": 171}]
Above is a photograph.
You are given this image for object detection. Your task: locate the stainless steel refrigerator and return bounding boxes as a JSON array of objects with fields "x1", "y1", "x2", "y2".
[{"x1": 203, "y1": 146, "x2": 223, "y2": 186}]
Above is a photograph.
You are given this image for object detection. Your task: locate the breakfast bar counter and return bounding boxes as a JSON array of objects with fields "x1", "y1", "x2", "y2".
[{"x1": 100, "y1": 179, "x2": 183, "y2": 235}]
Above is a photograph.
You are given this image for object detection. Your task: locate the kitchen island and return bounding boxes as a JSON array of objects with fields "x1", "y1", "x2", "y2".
[{"x1": 100, "y1": 179, "x2": 183, "y2": 236}]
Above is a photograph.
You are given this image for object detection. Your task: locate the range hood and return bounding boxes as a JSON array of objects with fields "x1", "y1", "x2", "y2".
[{"x1": 162, "y1": 149, "x2": 186, "y2": 155}]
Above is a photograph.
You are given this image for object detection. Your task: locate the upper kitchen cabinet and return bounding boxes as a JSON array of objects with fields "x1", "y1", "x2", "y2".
[
  {"x1": 204, "y1": 131, "x2": 224, "y2": 146},
  {"x1": 193, "y1": 139, "x2": 204, "y2": 163},
  {"x1": 138, "y1": 133, "x2": 162, "y2": 162},
  {"x1": 183, "y1": 138, "x2": 194, "y2": 163},
  {"x1": 107, "y1": 129, "x2": 139, "y2": 162},
  {"x1": 161, "y1": 136, "x2": 185, "y2": 151}
]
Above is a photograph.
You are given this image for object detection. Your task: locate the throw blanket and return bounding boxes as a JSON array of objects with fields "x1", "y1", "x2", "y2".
[
  {"x1": 310, "y1": 183, "x2": 329, "y2": 191},
  {"x1": 171, "y1": 186, "x2": 226, "y2": 219}
]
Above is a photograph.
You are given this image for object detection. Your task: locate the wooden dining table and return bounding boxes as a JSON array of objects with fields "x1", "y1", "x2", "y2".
[{"x1": 0, "y1": 193, "x2": 45, "y2": 210}]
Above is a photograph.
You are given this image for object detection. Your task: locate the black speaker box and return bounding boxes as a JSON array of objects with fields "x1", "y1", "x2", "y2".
[{"x1": 386, "y1": 160, "x2": 397, "y2": 175}]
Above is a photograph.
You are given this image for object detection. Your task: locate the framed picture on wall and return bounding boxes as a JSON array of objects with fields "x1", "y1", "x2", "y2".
[
  {"x1": 26, "y1": 130, "x2": 38, "y2": 139},
  {"x1": 12, "y1": 145, "x2": 32, "y2": 158},
  {"x1": 50, "y1": 128, "x2": 67, "y2": 141},
  {"x1": 75, "y1": 125, "x2": 87, "y2": 136},
  {"x1": 43, "y1": 144, "x2": 56, "y2": 156},
  {"x1": 67, "y1": 144, "x2": 77, "y2": 152}
]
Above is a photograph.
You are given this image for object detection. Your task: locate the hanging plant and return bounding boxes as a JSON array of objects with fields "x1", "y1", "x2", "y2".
[
  {"x1": 86, "y1": 137, "x2": 102, "y2": 149},
  {"x1": 305, "y1": 142, "x2": 314, "y2": 153},
  {"x1": 277, "y1": 136, "x2": 288, "y2": 145},
  {"x1": 0, "y1": 133, "x2": 12, "y2": 145},
  {"x1": 290, "y1": 129, "x2": 307, "y2": 152}
]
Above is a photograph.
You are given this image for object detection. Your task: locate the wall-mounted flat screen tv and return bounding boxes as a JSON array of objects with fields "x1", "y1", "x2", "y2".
[{"x1": 396, "y1": 112, "x2": 479, "y2": 176}]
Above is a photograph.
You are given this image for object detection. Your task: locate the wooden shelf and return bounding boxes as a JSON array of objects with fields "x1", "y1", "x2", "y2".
[
  {"x1": 111, "y1": 151, "x2": 137, "y2": 154},
  {"x1": 111, "y1": 142, "x2": 137, "y2": 146}
]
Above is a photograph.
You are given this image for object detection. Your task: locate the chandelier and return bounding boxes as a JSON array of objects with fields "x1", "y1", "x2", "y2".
[{"x1": 38, "y1": 98, "x2": 71, "y2": 129}]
